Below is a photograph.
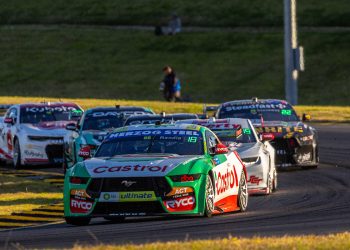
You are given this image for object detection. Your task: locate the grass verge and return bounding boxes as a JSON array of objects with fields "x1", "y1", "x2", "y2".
[
  {"x1": 0, "y1": 173, "x2": 62, "y2": 216},
  {"x1": 0, "y1": 96, "x2": 350, "y2": 122},
  {"x1": 73, "y1": 232, "x2": 350, "y2": 250},
  {"x1": 0, "y1": 1, "x2": 349, "y2": 27},
  {"x1": 0, "y1": 26, "x2": 349, "y2": 105}
]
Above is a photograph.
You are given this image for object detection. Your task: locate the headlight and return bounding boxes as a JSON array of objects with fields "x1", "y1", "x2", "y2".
[
  {"x1": 242, "y1": 156, "x2": 260, "y2": 165},
  {"x1": 169, "y1": 174, "x2": 201, "y2": 182}
]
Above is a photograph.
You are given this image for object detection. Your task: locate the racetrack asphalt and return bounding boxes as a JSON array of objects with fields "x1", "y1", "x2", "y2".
[{"x1": 0, "y1": 123, "x2": 349, "y2": 249}]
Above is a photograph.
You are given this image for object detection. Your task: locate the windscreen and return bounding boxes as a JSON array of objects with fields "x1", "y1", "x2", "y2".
[
  {"x1": 205, "y1": 124, "x2": 256, "y2": 144},
  {"x1": 125, "y1": 115, "x2": 198, "y2": 126},
  {"x1": 95, "y1": 129, "x2": 204, "y2": 157},
  {"x1": 82, "y1": 112, "x2": 124, "y2": 131},
  {"x1": 218, "y1": 102, "x2": 299, "y2": 122},
  {"x1": 20, "y1": 104, "x2": 82, "y2": 124}
]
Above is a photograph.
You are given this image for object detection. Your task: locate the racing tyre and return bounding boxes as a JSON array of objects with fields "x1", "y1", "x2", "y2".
[
  {"x1": 13, "y1": 139, "x2": 22, "y2": 169},
  {"x1": 238, "y1": 172, "x2": 248, "y2": 212},
  {"x1": 65, "y1": 217, "x2": 91, "y2": 226},
  {"x1": 204, "y1": 174, "x2": 215, "y2": 217},
  {"x1": 272, "y1": 169, "x2": 278, "y2": 192},
  {"x1": 104, "y1": 216, "x2": 125, "y2": 223}
]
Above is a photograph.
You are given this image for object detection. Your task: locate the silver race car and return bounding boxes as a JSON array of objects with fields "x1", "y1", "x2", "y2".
[
  {"x1": 0, "y1": 102, "x2": 83, "y2": 168},
  {"x1": 177, "y1": 118, "x2": 277, "y2": 195}
]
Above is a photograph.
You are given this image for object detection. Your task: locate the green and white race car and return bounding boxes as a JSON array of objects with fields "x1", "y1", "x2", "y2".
[
  {"x1": 64, "y1": 124, "x2": 248, "y2": 225},
  {"x1": 63, "y1": 106, "x2": 154, "y2": 171}
]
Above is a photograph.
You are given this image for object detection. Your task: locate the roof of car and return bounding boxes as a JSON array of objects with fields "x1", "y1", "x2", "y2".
[
  {"x1": 113, "y1": 123, "x2": 204, "y2": 132},
  {"x1": 127, "y1": 113, "x2": 197, "y2": 119},
  {"x1": 86, "y1": 106, "x2": 154, "y2": 113},
  {"x1": 221, "y1": 99, "x2": 289, "y2": 107},
  {"x1": 177, "y1": 118, "x2": 251, "y2": 128},
  {"x1": 18, "y1": 102, "x2": 81, "y2": 107}
]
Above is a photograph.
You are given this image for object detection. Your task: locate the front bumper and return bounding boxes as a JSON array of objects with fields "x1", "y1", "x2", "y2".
[
  {"x1": 64, "y1": 175, "x2": 206, "y2": 218},
  {"x1": 23, "y1": 141, "x2": 64, "y2": 165},
  {"x1": 271, "y1": 138, "x2": 315, "y2": 168}
]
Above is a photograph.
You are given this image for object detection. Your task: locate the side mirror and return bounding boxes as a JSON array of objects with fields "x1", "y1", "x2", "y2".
[
  {"x1": 78, "y1": 146, "x2": 91, "y2": 159},
  {"x1": 65, "y1": 123, "x2": 77, "y2": 131},
  {"x1": 261, "y1": 133, "x2": 275, "y2": 142},
  {"x1": 4, "y1": 117, "x2": 14, "y2": 125},
  {"x1": 302, "y1": 113, "x2": 311, "y2": 122},
  {"x1": 215, "y1": 143, "x2": 229, "y2": 155}
]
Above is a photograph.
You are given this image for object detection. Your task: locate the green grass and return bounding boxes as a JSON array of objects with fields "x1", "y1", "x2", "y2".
[
  {"x1": 0, "y1": 174, "x2": 62, "y2": 215},
  {"x1": 0, "y1": 1, "x2": 349, "y2": 27},
  {"x1": 0, "y1": 26, "x2": 349, "y2": 105},
  {"x1": 73, "y1": 233, "x2": 350, "y2": 250},
  {"x1": 1, "y1": 97, "x2": 350, "y2": 122}
]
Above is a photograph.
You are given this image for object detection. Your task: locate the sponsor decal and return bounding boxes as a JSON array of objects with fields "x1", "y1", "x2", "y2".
[
  {"x1": 164, "y1": 196, "x2": 195, "y2": 212},
  {"x1": 121, "y1": 180, "x2": 137, "y2": 187},
  {"x1": 99, "y1": 191, "x2": 156, "y2": 202},
  {"x1": 119, "y1": 191, "x2": 156, "y2": 202},
  {"x1": 216, "y1": 168, "x2": 237, "y2": 195},
  {"x1": 108, "y1": 130, "x2": 200, "y2": 140},
  {"x1": 25, "y1": 106, "x2": 78, "y2": 113},
  {"x1": 24, "y1": 150, "x2": 44, "y2": 158},
  {"x1": 166, "y1": 187, "x2": 194, "y2": 197},
  {"x1": 300, "y1": 135, "x2": 314, "y2": 142},
  {"x1": 91, "y1": 111, "x2": 121, "y2": 117},
  {"x1": 70, "y1": 198, "x2": 93, "y2": 213},
  {"x1": 248, "y1": 175, "x2": 262, "y2": 185},
  {"x1": 93, "y1": 165, "x2": 168, "y2": 174},
  {"x1": 225, "y1": 103, "x2": 287, "y2": 112},
  {"x1": 99, "y1": 192, "x2": 119, "y2": 202},
  {"x1": 70, "y1": 189, "x2": 91, "y2": 199},
  {"x1": 297, "y1": 152, "x2": 312, "y2": 162}
]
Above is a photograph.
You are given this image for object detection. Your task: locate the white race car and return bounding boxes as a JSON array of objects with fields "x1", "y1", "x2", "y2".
[
  {"x1": 177, "y1": 118, "x2": 277, "y2": 195},
  {"x1": 0, "y1": 102, "x2": 83, "y2": 168}
]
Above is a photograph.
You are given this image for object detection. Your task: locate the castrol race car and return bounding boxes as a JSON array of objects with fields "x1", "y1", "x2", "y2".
[
  {"x1": 213, "y1": 98, "x2": 319, "y2": 169},
  {"x1": 64, "y1": 124, "x2": 248, "y2": 225},
  {"x1": 0, "y1": 102, "x2": 83, "y2": 168},
  {"x1": 64, "y1": 106, "x2": 154, "y2": 169},
  {"x1": 177, "y1": 118, "x2": 277, "y2": 195}
]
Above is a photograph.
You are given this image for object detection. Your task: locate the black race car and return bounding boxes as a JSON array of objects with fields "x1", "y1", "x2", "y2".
[
  {"x1": 124, "y1": 113, "x2": 198, "y2": 126},
  {"x1": 210, "y1": 98, "x2": 319, "y2": 169}
]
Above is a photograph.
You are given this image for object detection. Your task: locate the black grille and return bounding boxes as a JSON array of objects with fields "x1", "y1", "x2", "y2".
[
  {"x1": 92, "y1": 201, "x2": 165, "y2": 216},
  {"x1": 45, "y1": 144, "x2": 64, "y2": 164},
  {"x1": 270, "y1": 138, "x2": 296, "y2": 165},
  {"x1": 86, "y1": 177, "x2": 171, "y2": 199}
]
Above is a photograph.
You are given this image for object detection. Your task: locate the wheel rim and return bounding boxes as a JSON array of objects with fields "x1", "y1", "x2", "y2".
[
  {"x1": 13, "y1": 142, "x2": 19, "y2": 165},
  {"x1": 239, "y1": 174, "x2": 248, "y2": 210},
  {"x1": 205, "y1": 176, "x2": 215, "y2": 212}
]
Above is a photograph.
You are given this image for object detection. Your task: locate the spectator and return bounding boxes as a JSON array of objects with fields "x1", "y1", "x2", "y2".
[
  {"x1": 168, "y1": 13, "x2": 182, "y2": 35},
  {"x1": 160, "y1": 66, "x2": 181, "y2": 102}
]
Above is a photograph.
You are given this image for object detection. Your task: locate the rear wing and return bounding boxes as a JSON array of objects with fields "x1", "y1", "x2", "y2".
[
  {"x1": 202, "y1": 104, "x2": 219, "y2": 118},
  {"x1": 0, "y1": 104, "x2": 14, "y2": 116}
]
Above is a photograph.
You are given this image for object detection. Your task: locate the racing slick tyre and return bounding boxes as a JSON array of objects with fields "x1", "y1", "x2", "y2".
[
  {"x1": 238, "y1": 172, "x2": 248, "y2": 212},
  {"x1": 65, "y1": 217, "x2": 91, "y2": 226},
  {"x1": 272, "y1": 169, "x2": 278, "y2": 192},
  {"x1": 104, "y1": 216, "x2": 125, "y2": 223},
  {"x1": 204, "y1": 174, "x2": 215, "y2": 217},
  {"x1": 13, "y1": 139, "x2": 22, "y2": 169}
]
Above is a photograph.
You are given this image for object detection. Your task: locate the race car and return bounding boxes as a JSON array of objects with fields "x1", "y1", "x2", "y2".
[
  {"x1": 177, "y1": 118, "x2": 277, "y2": 195},
  {"x1": 63, "y1": 106, "x2": 154, "y2": 170},
  {"x1": 123, "y1": 113, "x2": 198, "y2": 126},
  {"x1": 0, "y1": 102, "x2": 83, "y2": 168},
  {"x1": 64, "y1": 124, "x2": 248, "y2": 225},
  {"x1": 211, "y1": 98, "x2": 319, "y2": 169}
]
